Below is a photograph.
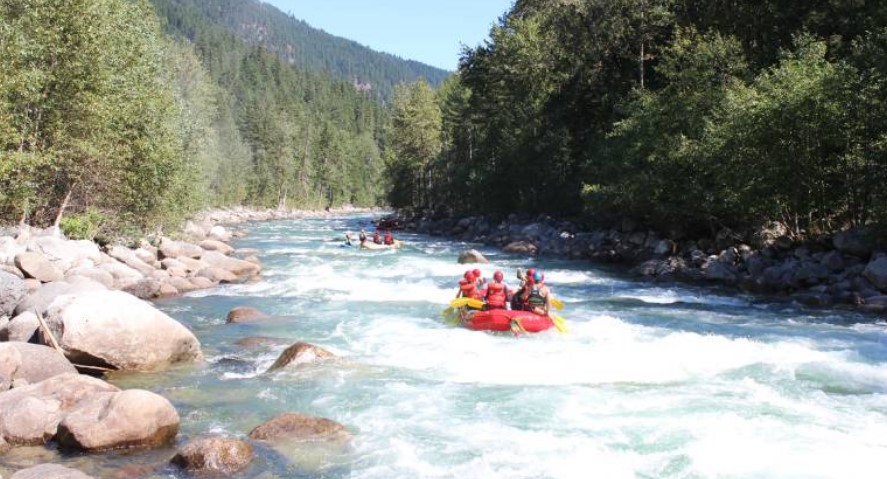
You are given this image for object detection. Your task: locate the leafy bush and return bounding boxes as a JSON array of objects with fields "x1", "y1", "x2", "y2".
[{"x1": 60, "y1": 209, "x2": 106, "y2": 241}]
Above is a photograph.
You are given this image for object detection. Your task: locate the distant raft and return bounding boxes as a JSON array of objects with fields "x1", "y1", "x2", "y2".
[
  {"x1": 360, "y1": 240, "x2": 403, "y2": 250},
  {"x1": 464, "y1": 308, "x2": 555, "y2": 333}
]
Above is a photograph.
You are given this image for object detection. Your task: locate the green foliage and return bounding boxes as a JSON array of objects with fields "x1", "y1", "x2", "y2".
[
  {"x1": 392, "y1": 0, "x2": 887, "y2": 237},
  {"x1": 60, "y1": 208, "x2": 105, "y2": 240}
]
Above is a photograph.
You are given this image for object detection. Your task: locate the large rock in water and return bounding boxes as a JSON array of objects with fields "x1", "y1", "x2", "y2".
[
  {"x1": 43, "y1": 290, "x2": 201, "y2": 371},
  {"x1": 503, "y1": 241, "x2": 537, "y2": 255},
  {"x1": 457, "y1": 249, "x2": 488, "y2": 264},
  {"x1": 863, "y1": 255, "x2": 887, "y2": 292},
  {"x1": 0, "y1": 270, "x2": 26, "y2": 316},
  {"x1": 0, "y1": 373, "x2": 119, "y2": 446},
  {"x1": 201, "y1": 251, "x2": 260, "y2": 276},
  {"x1": 248, "y1": 412, "x2": 351, "y2": 444},
  {"x1": 226, "y1": 306, "x2": 268, "y2": 324},
  {"x1": 171, "y1": 436, "x2": 254, "y2": 475},
  {"x1": 56, "y1": 389, "x2": 179, "y2": 451},
  {"x1": 14, "y1": 279, "x2": 107, "y2": 316},
  {"x1": 0, "y1": 343, "x2": 77, "y2": 390},
  {"x1": 10, "y1": 463, "x2": 96, "y2": 479},
  {"x1": 267, "y1": 342, "x2": 334, "y2": 372}
]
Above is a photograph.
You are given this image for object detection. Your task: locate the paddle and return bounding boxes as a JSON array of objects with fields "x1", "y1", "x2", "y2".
[
  {"x1": 441, "y1": 307, "x2": 461, "y2": 326},
  {"x1": 549, "y1": 296, "x2": 564, "y2": 310},
  {"x1": 551, "y1": 315, "x2": 569, "y2": 333},
  {"x1": 450, "y1": 297, "x2": 485, "y2": 309}
]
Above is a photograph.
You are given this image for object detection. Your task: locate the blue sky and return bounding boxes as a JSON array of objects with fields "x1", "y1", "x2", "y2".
[{"x1": 264, "y1": 0, "x2": 515, "y2": 71}]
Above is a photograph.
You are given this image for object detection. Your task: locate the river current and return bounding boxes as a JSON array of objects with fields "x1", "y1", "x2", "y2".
[{"x1": 4, "y1": 213, "x2": 887, "y2": 478}]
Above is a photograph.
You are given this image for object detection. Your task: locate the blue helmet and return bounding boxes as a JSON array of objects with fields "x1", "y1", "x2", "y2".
[{"x1": 533, "y1": 271, "x2": 544, "y2": 282}]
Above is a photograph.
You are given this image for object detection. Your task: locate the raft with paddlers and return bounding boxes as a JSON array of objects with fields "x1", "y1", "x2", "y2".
[
  {"x1": 360, "y1": 239, "x2": 403, "y2": 250},
  {"x1": 444, "y1": 297, "x2": 568, "y2": 334}
]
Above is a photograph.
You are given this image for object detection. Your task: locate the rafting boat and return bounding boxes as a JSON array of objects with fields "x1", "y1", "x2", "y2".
[
  {"x1": 360, "y1": 240, "x2": 403, "y2": 250},
  {"x1": 464, "y1": 308, "x2": 555, "y2": 333}
]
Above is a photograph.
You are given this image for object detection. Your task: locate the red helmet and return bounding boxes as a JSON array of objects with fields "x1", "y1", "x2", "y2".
[
  {"x1": 493, "y1": 270, "x2": 504, "y2": 281},
  {"x1": 464, "y1": 270, "x2": 474, "y2": 280},
  {"x1": 526, "y1": 268, "x2": 536, "y2": 279},
  {"x1": 472, "y1": 269, "x2": 481, "y2": 278}
]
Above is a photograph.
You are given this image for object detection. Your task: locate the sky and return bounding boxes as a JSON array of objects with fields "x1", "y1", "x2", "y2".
[{"x1": 264, "y1": 0, "x2": 515, "y2": 71}]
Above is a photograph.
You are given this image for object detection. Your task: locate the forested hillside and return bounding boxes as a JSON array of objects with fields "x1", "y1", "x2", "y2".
[
  {"x1": 387, "y1": 0, "x2": 887, "y2": 238},
  {"x1": 152, "y1": 0, "x2": 450, "y2": 100},
  {"x1": 0, "y1": 0, "x2": 412, "y2": 237}
]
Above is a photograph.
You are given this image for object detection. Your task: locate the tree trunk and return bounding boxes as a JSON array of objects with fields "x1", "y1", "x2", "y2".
[{"x1": 53, "y1": 187, "x2": 74, "y2": 229}]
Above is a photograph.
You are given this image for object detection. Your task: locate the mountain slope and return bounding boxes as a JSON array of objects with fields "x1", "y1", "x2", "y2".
[{"x1": 152, "y1": 0, "x2": 450, "y2": 100}]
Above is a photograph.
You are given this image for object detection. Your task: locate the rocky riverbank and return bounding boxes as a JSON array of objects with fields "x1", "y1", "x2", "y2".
[
  {"x1": 386, "y1": 212, "x2": 887, "y2": 316},
  {"x1": 0, "y1": 206, "x2": 365, "y2": 477}
]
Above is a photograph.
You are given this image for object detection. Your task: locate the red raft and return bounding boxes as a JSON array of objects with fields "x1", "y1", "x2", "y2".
[{"x1": 465, "y1": 309, "x2": 555, "y2": 333}]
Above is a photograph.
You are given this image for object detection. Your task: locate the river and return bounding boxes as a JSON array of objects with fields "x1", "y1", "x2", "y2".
[{"x1": 5, "y1": 213, "x2": 887, "y2": 478}]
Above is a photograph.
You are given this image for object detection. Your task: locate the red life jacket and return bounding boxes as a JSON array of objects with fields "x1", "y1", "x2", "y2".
[
  {"x1": 459, "y1": 279, "x2": 479, "y2": 299},
  {"x1": 485, "y1": 281, "x2": 507, "y2": 308}
]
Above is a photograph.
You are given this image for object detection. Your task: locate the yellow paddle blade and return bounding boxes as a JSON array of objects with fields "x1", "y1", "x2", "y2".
[
  {"x1": 450, "y1": 297, "x2": 473, "y2": 308},
  {"x1": 551, "y1": 315, "x2": 569, "y2": 334},
  {"x1": 441, "y1": 307, "x2": 461, "y2": 326},
  {"x1": 450, "y1": 297, "x2": 485, "y2": 309},
  {"x1": 550, "y1": 297, "x2": 564, "y2": 310}
]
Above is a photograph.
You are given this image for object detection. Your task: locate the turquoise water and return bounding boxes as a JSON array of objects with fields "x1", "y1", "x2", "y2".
[{"x1": 6, "y1": 213, "x2": 887, "y2": 478}]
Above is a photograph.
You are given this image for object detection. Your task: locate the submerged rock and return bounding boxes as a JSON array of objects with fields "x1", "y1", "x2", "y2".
[
  {"x1": 267, "y1": 342, "x2": 334, "y2": 372},
  {"x1": 226, "y1": 307, "x2": 268, "y2": 324},
  {"x1": 10, "y1": 463, "x2": 95, "y2": 479},
  {"x1": 248, "y1": 412, "x2": 350, "y2": 444},
  {"x1": 457, "y1": 249, "x2": 488, "y2": 264},
  {"x1": 171, "y1": 436, "x2": 253, "y2": 475}
]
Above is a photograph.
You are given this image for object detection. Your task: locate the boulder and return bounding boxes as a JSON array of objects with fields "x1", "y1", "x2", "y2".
[
  {"x1": 267, "y1": 342, "x2": 334, "y2": 372},
  {"x1": 133, "y1": 247, "x2": 157, "y2": 265},
  {"x1": 0, "y1": 270, "x2": 26, "y2": 316},
  {"x1": 158, "y1": 238, "x2": 203, "y2": 260},
  {"x1": 199, "y1": 240, "x2": 234, "y2": 255},
  {"x1": 0, "y1": 373, "x2": 118, "y2": 446},
  {"x1": 235, "y1": 336, "x2": 287, "y2": 348},
  {"x1": 225, "y1": 307, "x2": 268, "y2": 324},
  {"x1": 10, "y1": 463, "x2": 95, "y2": 479},
  {"x1": 167, "y1": 277, "x2": 196, "y2": 293},
  {"x1": 97, "y1": 260, "x2": 143, "y2": 287},
  {"x1": 196, "y1": 267, "x2": 237, "y2": 284},
  {"x1": 182, "y1": 221, "x2": 208, "y2": 241},
  {"x1": 0, "y1": 343, "x2": 77, "y2": 390},
  {"x1": 64, "y1": 267, "x2": 114, "y2": 289},
  {"x1": 121, "y1": 279, "x2": 163, "y2": 299},
  {"x1": 106, "y1": 246, "x2": 156, "y2": 276},
  {"x1": 208, "y1": 225, "x2": 231, "y2": 242},
  {"x1": 0, "y1": 235, "x2": 24, "y2": 264},
  {"x1": 171, "y1": 436, "x2": 253, "y2": 475},
  {"x1": 26, "y1": 237, "x2": 102, "y2": 273},
  {"x1": 751, "y1": 221, "x2": 790, "y2": 249},
  {"x1": 456, "y1": 249, "x2": 488, "y2": 264},
  {"x1": 863, "y1": 256, "x2": 887, "y2": 292},
  {"x1": 158, "y1": 283, "x2": 178, "y2": 297},
  {"x1": 14, "y1": 280, "x2": 106, "y2": 316},
  {"x1": 702, "y1": 260, "x2": 738, "y2": 283},
  {"x1": 833, "y1": 228, "x2": 875, "y2": 259},
  {"x1": 248, "y1": 412, "x2": 350, "y2": 443},
  {"x1": 4, "y1": 311, "x2": 39, "y2": 343},
  {"x1": 43, "y1": 290, "x2": 201, "y2": 372},
  {"x1": 0, "y1": 262, "x2": 25, "y2": 279},
  {"x1": 502, "y1": 241, "x2": 537, "y2": 255},
  {"x1": 200, "y1": 251, "x2": 260, "y2": 276},
  {"x1": 820, "y1": 250, "x2": 845, "y2": 272},
  {"x1": 56, "y1": 389, "x2": 179, "y2": 451},
  {"x1": 189, "y1": 276, "x2": 215, "y2": 289},
  {"x1": 14, "y1": 252, "x2": 63, "y2": 282},
  {"x1": 174, "y1": 256, "x2": 211, "y2": 275}
]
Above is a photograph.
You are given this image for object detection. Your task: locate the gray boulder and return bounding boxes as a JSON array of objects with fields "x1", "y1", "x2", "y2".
[
  {"x1": 248, "y1": 412, "x2": 350, "y2": 444},
  {"x1": 457, "y1": 249, "x2": 489, "y2": 264},
  {"x1": 56, "y1": 389, "x2": 179, "y2": 451},
  {"x1": 197, "y1": 267, "x2": 237, "y2": 284},
  {"x1": 64, "y1": 266, "x2": 114, "y2": 289},
  {"x1": 267, "y1": 342, "x2": 335, "y2": 372},
  {"x1": 10, "y1": 463, "x2": 95, "y2": 479},
  {"x1": 14, "y1": 252, "x2": 63, "y2": 282},
  {"x1": 26, "y1": 236, "x2": 102, "y2": 273},
  {"x1": 14, "y1": 280, "x2": 106, "y2": 316},
  {"x1": 43, "y1": 290, "x2": 201, "y2": 372},
  {"x1": 702, "y1": 260, "x2": 738, "y2": 283},
  {"x1": 106, "y1": 246, "x2": 156, "y2": 276},
  {"x1": 502, "y1": 241, "x2": 537, "y2": 255},
  {"x1": 4, "y1": 311, "x2": 39, "y2": 343},
  {"x1": 0, "y1": 343, "x2": 77, "y2": 391},
  {"x1": 226, "y1": 307, "x2": 268, "y2": 324},
  {"x1": 171, "y1": 436, "x2": 254, "y2": 475},
  {"x1": 833, "y1": 228, "x2": 875, "y2": 259},
  {"x1": 200, "y1": 251, "x2": 260, "y2": 276},
  {"x1": 863, "y1": 256, "x2": 887, "y2": 292},
  {"x1": 199, "y1": 239, "x2": 234, "y2": 255},
  {"x1": 0, "y1": 270, "x2": 26, "y2": 316},
  {"x1": 0, "y1": 373, "x2": 118, "y2": 446}
]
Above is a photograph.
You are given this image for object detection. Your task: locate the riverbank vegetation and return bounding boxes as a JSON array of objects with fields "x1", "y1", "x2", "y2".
[
  {"x1": 0, "y1": 0, "x2": 431, "y2": 238},
  {"x1": 385, "y1": 0, "x2": 887, "y2": 239}
]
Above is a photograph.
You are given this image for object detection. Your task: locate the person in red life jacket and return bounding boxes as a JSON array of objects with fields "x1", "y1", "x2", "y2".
[
  {"x1": 372, "y1": 229, "x2": 382, "y2": 244},
  {"x1": 455, "y1": 270, "x2": 481, "y2": 299},
  {"x1": 384, "y1": 230, "x2": 394, "y2": 245},
  {"x1": 480, "y1": 270, "x2": 510, "y2": 310},
  {"x1": 522, "y1": 270, "x2": 550, "y2": 315}
]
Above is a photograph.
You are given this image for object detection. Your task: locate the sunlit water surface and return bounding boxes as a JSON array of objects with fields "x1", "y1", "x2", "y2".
[{"x1": 3, "y1": 213, "x2": 887, "y2": 478}]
